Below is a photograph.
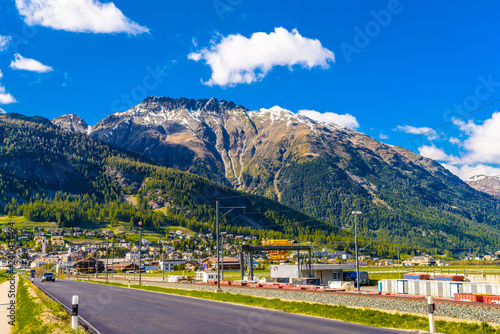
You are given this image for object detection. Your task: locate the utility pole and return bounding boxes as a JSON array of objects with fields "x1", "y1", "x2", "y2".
[
  {"x1": 87, "y1": 250, "x2": 90, "y2": 281},
  {"x1": 398, "y1": 245, "x2": 401, "y2": 280},
  {"x1": 106, "y1": 237, "x2": 109, "y2": 282},
  {"x1": 138, "y1": 221, "x2": 143, "y2": 285},
  {"x1": 216, "y1": 200, "x2": 220, "y2": 292},
  {"x1": 215, "y1": 199, "x2": 245, "y2": 292},
  {"x1": 159, "y1": 240, "x2": 164, "y2": 282},
  {"x1": 95, "y1": 250, "x2": 98, "y2": 279},
  {"x1": 221, "y1": 232, "x2": 226, "y2": 281},
  {"x1": 352, "y1": 211, "x2": 362, "y2": 291},
  {"x1": 111, "y1": 247, "x2": 114, "y2": 280}
]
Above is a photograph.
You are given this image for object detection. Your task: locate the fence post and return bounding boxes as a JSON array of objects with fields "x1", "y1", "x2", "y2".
[
  {"x1": 428, "y1": 296, "x2": 435, "y2": 333},
  {"x1": 71, "y1": 295, "x2": 79, "y2": 331}
]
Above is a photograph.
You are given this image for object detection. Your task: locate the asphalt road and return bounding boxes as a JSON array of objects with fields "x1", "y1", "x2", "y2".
[{"x1": 34, "y1": 278, "x2": 407, "y2": 334}]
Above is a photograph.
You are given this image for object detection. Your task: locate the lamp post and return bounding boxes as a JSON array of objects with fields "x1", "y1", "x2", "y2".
[
  {"x1": 111, "y1": 246, "x2": 114, "y2": 280},
  {"x1": 215, "y1": 200, "x2": 245, "y2": 292},
  {"x1": 138, "y1": 221, "x2": 142, "y2": 285},
  {"x1": 221, "y1": 232, "x2": 226, "y2": 281},
  {"x1": 95, "y1": 249, "x2": 98, "y2": 279},
  {"x1": 106, "y1": 237, "x2": 109, "y2": 282},
  {"x1": 159, "y1": 240, "x2": 164, "y2": 282},
  {"x1": 352, "y1": 211, "x2": 362, "y2": 291}
]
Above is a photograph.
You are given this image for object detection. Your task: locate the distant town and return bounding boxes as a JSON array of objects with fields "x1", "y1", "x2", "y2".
[{"x1": 2, "y1": 224, "x2": 499, "y2": 276}]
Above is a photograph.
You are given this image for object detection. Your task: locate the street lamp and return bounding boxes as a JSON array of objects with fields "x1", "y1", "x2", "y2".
[
  {"x1": 221, "y1": 232, "x2": 226, "y2": 281},
  {"x1": 352, "y1": 211, "x2": 362, "y2": 291},
  {"x1": 159, "y1": 240, "x2": 164, "y2": 282},
  {"x1": 138, "y1": 221, "x2": 142, "y2": 285},
  {"x1": 106, "y1": 237, "x2": 109, "y2": 282},
  {"x1": 215, "y1": 199, "x2": 245, "y2": 293}
]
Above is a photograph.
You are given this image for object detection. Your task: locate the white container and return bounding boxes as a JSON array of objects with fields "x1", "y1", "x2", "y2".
[
  {"x1": 431, "y1": 281, "x2": 443, "y2": 297},
  {"x1": 390, "y1": 279, "x2": 398, "y2": 293},
  {"x1": 381, "y1": 279, "x2": 391, "y2": 293},
  {"x1": 477, "y1": 284, "x2": 493, "y2": 295},
  {"x1": 441, "y1": 281, "x2": 451, "y2": 298},
  {"x1": 419, "y1": 281, "x2": 431, "y2": 296},
  {"x1": 463, "y1": 283, "x2": 478, "y2": 294},
  {"x1": 397, "y1": 280, "x2": 408, "y2": 294},
  {"x1": 491, "y1": 284, "x2": 500, "y2": 296},
  {"x1": 449, "y1": 282, "x2": 463, "y2": 299},
  {"x1": 408, "y1": 280, "x2": 420, "y2": 295}
]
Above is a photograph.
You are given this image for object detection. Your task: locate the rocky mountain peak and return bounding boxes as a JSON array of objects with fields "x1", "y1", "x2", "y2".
[
  {"x1": 51, "y1": 114, "x2": 89, "y2": 134},
  {"x1": 140, "y1": 96, "x2": 246, "y2": 115},
  {"x1": 466, "y1": 174, "x2": 500, "y2": 197}
]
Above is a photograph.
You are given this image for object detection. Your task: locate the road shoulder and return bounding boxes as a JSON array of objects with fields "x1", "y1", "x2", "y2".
[{"x1": 0, "y1": 275, "x2": 17, "y2": 334}]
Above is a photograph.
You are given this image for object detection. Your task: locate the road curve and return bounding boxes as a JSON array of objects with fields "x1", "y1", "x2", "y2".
[{"x1": 34, "y1": 278, "x2": 407, "y2": 334}]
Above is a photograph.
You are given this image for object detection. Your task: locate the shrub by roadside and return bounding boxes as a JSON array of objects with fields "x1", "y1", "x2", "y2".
[{"x1": 0, "y1": 270, "x2": 9, "y2": 284}]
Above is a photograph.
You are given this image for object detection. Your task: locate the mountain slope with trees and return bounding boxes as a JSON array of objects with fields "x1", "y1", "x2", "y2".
[
  {"x1": 51, "y1": 96, "x2": 500, "y2": 254},
  {"x1": 1, "y1": 111, "x2": 499, "y2": 254}
]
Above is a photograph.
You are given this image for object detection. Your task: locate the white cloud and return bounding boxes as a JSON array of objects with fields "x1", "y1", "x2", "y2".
[
  {"x1": 10, "y1": 53, "x2": 53, "y2": 73},
  {"x1": 460, "y1": 112, "x2": 500, "y2": 164},
  {"x1": 0, "y1": 35, "x2": 12, "y2": 52},
  {"x1": 395, "y1": 125, "x2": 439, "y2": 140},
  {"x1": 298, "y1": 109, "x2": 359, "y2": 129},
  {"x1": 441, "y1": 164, "x2": 500, "y2": 180},
  {"x1": 417, "y1": 112, "x2": 500, "y2": 180},
  {"x1": 188, "y1": 27, "x2": 335, "y2": 86},
  {"x1": 0, "y1": 69, "x2": 16, "y2": 105},
  {"x1": 15, "y1": 0, "x2": 149, "y2": 35},
  {"x1": 418, "y1": 145, "x2": 456, "y2": 163},
  {"x1": 448, "y1": 137, "x2": 462, "y2": 146},
  {"x1": 0, "y1": 87, "x2": 16, "y2": 104},
  {"x1": 0, "y1": 108, "x2": 6, "y2": 114},
  {"x1": 379, "y1": 133, "x2": 389, "y2": 140}
]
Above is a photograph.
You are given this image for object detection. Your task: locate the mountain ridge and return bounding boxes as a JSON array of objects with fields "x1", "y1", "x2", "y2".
[
  {"x1": 466, "y1": 175, "x2": 500, "y2": 198},
  {"x1": 48, "y1": 96, "x2": 500, "y2": 252}
]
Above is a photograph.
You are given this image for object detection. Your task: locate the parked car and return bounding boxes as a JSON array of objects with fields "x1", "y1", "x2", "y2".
[{"x1": 41, "y1": 272, "x2": 56, "y2": 282}]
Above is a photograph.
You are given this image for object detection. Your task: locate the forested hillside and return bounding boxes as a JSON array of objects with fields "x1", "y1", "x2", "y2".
[
  {"x1": 2, "y1": 112, "x2": 500, "y2": 256},
  {"x1": 0, "y1": 113, "x2": 350, "y2": 249},
  {"x1": 62, "y1": 96, "x2": 500, "y2": 254}
]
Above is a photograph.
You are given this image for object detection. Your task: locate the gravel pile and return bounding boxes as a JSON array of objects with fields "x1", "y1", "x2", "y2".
[{"x1": 103, "y1": 278, "x2": 500, "y2": 324}]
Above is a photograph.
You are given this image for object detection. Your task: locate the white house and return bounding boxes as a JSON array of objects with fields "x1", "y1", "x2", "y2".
[
  {"x1": 159, "y1": 260, "x2": 186, "y2": 272},
  {"x1": 126, "y1": 252, "x2": 140, "y2": 261}
]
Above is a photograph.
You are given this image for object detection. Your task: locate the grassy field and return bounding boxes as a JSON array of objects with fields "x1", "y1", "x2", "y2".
[
  {"x1": 13, "y1": 276, "x2": 86, "y2": 333},
  {"x1": 0, "y1": 214, "x2": 198, "y2": 245},
  {"x1": 87, "y1": 279, "x2": 499, "y2": 334},
  {"x1": 0, "y1": 270, "x2": 10, "y2": 284},
  {"x1": 0, "y1": 216, "x2": 58, "y2": 230}
]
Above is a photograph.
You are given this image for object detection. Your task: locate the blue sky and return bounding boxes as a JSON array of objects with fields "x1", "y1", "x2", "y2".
[{"x1": 1, "y1": 0, "x2": 500, "y2": 179}]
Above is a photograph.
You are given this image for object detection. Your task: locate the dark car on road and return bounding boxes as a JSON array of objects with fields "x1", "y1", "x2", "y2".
[{"x1": 41, "y1": 272, "x2": 56, "y2": 282}]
